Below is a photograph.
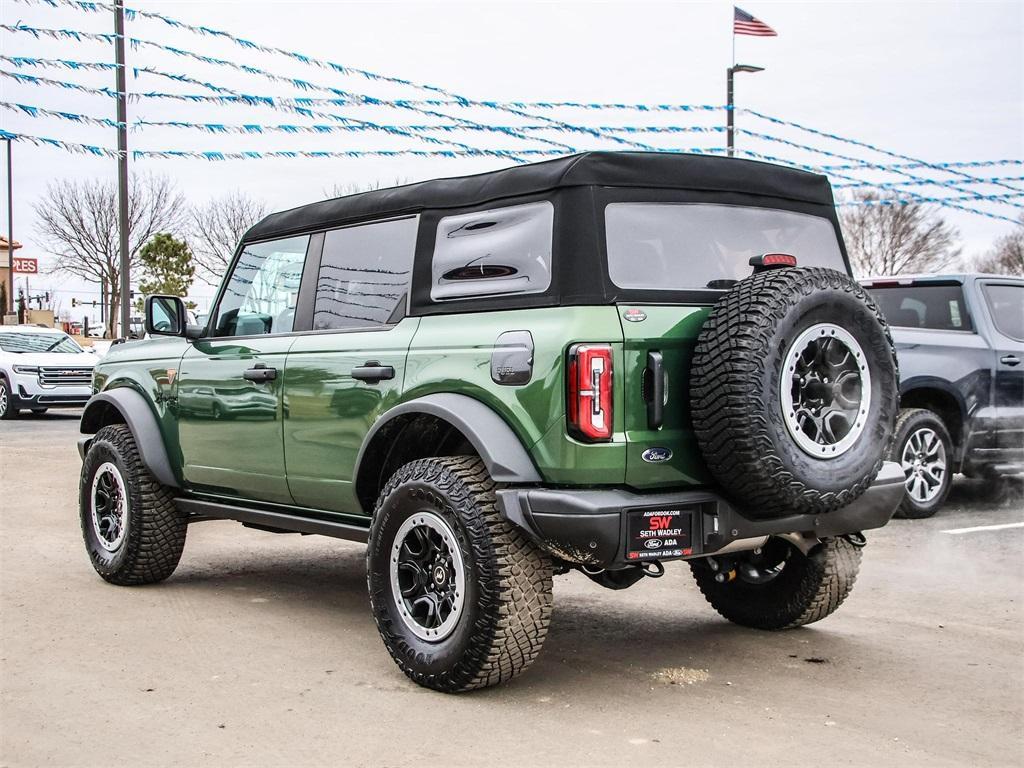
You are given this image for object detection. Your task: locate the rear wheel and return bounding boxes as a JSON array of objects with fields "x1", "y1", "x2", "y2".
[
  {"x1": 891, "y1": 408, "x2": 952, "y2": 519},
  {"x1": 79, "y1": 424, "x2": 187, "y2": 585},
  {"x1": 690, "y1": 537, "x2": 862, "y2": 630},
  {"x1": 0, "y1": 377, "x2": 19, "y2": 420},
  {"x1": 367, "y1": 456, "x2": 553, "y2": 692}
]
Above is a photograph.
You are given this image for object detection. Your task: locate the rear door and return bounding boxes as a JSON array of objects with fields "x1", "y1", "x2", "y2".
[
  {"x1": 283, "y1": 216, "x2": 419, "y2": 514},
  {"x1": 176, "y1": 234, "x2": 311, "y2": 504},
  {"x1": 603, "y1": 200, "x2": 848, "y2": 490},
  {"x1": 618, "y1": 306, "x2": 711, "y2": 488},
  {"x1": 978, "y1": 280, "x2": 1024, "y2": 461}
]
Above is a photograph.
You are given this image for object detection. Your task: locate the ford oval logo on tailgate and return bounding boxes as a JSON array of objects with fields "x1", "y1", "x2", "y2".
[{"x1": 642, "y1": 447, "x2": 673, "y2": 463}]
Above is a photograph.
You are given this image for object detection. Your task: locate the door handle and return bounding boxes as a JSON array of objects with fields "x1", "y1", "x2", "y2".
[
  {"x1": 351, "y1": 361, "x2": 395, "y2": 383},
  {"x1": 243, "y1": 363, "x2": 277, "y2": 382},
  {"x1": 644, "y1": 351, "x2": 665, "y2": 430},
  {"x1": 1001, "y1": 354, "x2": 1021, "y2": 367}
]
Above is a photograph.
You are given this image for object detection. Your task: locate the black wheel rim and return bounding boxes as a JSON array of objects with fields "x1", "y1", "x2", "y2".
[
  {"x1": 781, "y1": 323, "x2": 871, "y2": 458},
  {"x1": 389, "y1": 511, "x2": 465, "y2": 642},
  {"x1": 90, "y1": 462, "x2": 128, "y2": 552}
]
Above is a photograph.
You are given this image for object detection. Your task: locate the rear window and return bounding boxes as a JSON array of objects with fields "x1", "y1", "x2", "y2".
[
  {"x1": 604, "y1": 203, "x2": 845, "y2": 290},
  {"x1": 982, "y1": 283, "x2": 1023, "y2": 341},
  {"x1": 866, "y1": 284, "x2": 973, "y2": 332}
]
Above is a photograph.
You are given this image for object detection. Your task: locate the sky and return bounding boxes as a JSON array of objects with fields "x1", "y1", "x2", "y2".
[{"x1": 2, "y1": 0, "x2": 1022, "y2": 322}]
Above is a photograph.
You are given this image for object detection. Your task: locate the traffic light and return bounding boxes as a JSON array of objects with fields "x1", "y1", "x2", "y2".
[{"x1": 72, "y1": 298, "x2": 78, "y2": 307}]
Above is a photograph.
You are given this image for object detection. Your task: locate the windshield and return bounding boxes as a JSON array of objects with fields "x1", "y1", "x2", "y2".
[
  {"x1": 605, "y1": 203, "x2": 846, "y2": 290},
  {"x1": 0, "y1": 331, "x2": 83, "y2": 354}
]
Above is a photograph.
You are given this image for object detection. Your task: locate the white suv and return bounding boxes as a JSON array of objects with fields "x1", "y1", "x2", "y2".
[{"x1": 0, "y1": 326, "x2": 98, "y2": 419}]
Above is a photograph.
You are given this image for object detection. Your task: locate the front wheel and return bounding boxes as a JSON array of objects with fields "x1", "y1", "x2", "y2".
[
  {"x1": 79, "y1": 424, "x2": 187, "y2": 585},
  {"x1": 0, "y1": 377, "x2": 19, "y2": 420},
  {"x1": 890, "y1": 408, "x2": 952, "y2": 519},
  {"x1": 367, "y1": 456, "x2": 553, "y2": 692},
  {"x1": 690, "y1": 537, "x2": 862, "y2": 630}
]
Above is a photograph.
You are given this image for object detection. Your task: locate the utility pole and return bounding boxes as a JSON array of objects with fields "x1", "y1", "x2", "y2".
[
  {"x1": 114, "y1": 0, "x2": 130, "y2": 339},
  {"x1": 5, "y1": 137, "x2": 12, "y2": 314},
  {"x1": 725, "y1": 64, "x2": 764, "y2": 158}
]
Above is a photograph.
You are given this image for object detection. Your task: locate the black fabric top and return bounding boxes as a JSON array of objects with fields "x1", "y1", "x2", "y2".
[{"x1": 244, "y1": 152, "x2": 835, "y2": 242}]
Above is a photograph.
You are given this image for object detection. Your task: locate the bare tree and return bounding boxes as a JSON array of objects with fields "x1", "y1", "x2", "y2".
[
  {"x1": 34, "y1": 174, "x2": 186, "y2": 336},
  {"x1": 322, "y1": 178, "x2": 412, "y2": 199},
  {"x1": 975, "y1": 213, "x2": 1023, "y2": 275},
  {"x1": 189, "y1": 191, "x2": 268, "y2": 285},
  {"x1": 839, "y1": 191, "x2": 963, "y2": 277}
]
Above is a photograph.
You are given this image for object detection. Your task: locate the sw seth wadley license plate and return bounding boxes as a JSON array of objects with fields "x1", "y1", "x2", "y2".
[{"x1": 626, "y1": 508, "x2": 694, "y2": 561}]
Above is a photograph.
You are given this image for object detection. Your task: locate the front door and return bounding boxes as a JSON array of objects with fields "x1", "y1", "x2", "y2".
[{"x1": 176, "y1": 234, "x2": 311, "y2": 504}]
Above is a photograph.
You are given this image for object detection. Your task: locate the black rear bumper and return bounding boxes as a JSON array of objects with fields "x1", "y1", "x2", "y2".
[{"x1": 496, "y1": 461, "x2": 905, "y2": 568}]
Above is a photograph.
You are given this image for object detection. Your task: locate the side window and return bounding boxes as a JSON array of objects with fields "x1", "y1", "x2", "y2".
[
  {"x1": 982, "y1": 283, "x2": 1024, "y2": 341},
  {"x1": 213, "y1": 235, "x2": 309, "y2": 337},
  {"x1": 431, "y1": 201, "x2": 553, "y2": 301},
  {"x1": 312, "y1": 217, "x2": 417, "y2": 331},
  {"x1": 867, "y1": 285, "x2": 974, "y2": 332}
]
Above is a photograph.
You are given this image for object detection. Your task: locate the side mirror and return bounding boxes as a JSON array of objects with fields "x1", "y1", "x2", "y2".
[{"x1": 144, "y1": 295, "x2": 187, "y2": 337}]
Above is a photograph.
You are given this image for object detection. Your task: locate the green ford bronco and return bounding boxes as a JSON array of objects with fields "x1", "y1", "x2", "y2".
[{"x1": 78, "y1": 152, "x2": 904, "y2": 692}]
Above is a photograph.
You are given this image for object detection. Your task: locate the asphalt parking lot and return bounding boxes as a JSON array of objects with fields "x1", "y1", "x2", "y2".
[{"x1": 1, "y1": 410, "x2": 1022, "y2": 768}]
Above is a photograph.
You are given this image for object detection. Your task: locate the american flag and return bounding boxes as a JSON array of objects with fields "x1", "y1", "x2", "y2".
[{"x1": 734, "y1": 6, "x2": 777, "y2": 37}]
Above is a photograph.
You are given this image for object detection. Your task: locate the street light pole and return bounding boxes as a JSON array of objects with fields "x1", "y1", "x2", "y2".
[
  {"x1": 725, "y1": 64, "x2": 764, "y2": 158},
  {"x1": 114, "y1": 0, "x2": 130, "y2": 338},
  {"x1": 5, "y1": 138, "x2": 12, "y2": 314}
]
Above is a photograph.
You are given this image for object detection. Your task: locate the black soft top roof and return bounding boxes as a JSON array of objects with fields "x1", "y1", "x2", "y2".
[{"x1": 245, "y1": 151, "x2": 835, "y2": 242}]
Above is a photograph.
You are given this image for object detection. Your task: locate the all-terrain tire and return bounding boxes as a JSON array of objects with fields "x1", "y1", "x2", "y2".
[
  {"x1": 690, "y1": 537, "x2": 862, "y2": 630},
  {"x1": 890, "y1": 408, "x2": 953, "y2": 519},
  {"x1": 0, "y1": 376, "x2": 19, "y2": 420},
  {"x1": 79, "y1": 424, "x2": 187, "y2": 585},
  {"x1": 690, "y1": 267, "x2": 898, "y2": 519},
  {"x1": 367, "y1": 456, "x2": 553, "y2": 692}
]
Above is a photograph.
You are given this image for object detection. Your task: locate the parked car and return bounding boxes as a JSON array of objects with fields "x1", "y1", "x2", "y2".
[
  {"x1": 0, "y1": 325, "x2": 99, "y2": 419},
  {"x1": 862, "y1": 274, "x2": 1024, "y2": 518},
  {"x1": 77, "y1": 152, "x2": 905, "y2": 692}
]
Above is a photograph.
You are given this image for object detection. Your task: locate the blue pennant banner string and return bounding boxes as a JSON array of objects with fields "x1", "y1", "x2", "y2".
[
  {"x1": 732, "y1": 149, "x2": 1023, "y2": 224},
  {"x1": 0, "y1": 20, "x2": 649, "y2": 153},
  {"x1": 836, "y1": 191, "x2": 1024, "y2": 206},
  {"x1": 823, "y1": 159, "x2": 1024, "y2": 172},
  {"x1": 0, "y1": 25, "x2": 558, "y2": 157},
  {"x1": 0, "y1": 53, "x2": 119, "y2": 71},
  {"x1": 0, "y1": 129, "x2": 729, "y2": 161},
  {"x1": 833, "y1": 175, "x2": 1024, "y2": 190},
  {"x1": 738, "y1": 129, "x2": 1024, "y2": 210},
  {"x1": 744, "y1": 109, "x2": 1024, "y2": 197}
]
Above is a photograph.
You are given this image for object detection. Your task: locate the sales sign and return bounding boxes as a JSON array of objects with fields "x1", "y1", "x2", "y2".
[{"x1": 12, "y1": 257, "x2": 38, "y2": 274}]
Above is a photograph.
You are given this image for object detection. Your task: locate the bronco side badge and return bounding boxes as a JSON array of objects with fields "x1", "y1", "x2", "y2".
[
  {"x1": 623, "y1": 308, "x2": 647, "y2": 323},
  {"x1": 642, "y1": 447, "x2": 673, "y2": 463}
]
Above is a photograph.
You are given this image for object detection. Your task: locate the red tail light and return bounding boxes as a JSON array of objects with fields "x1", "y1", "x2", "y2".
[{"x1": 567, "y1": 344, "x2": 613, "y2": 441}]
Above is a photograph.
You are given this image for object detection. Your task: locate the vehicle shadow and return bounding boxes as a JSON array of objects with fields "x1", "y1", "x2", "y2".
[{"x1": 162, "y1": 541, "x2": 880, "y2": 696}]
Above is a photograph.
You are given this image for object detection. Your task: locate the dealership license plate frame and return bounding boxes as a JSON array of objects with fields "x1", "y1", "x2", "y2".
[{"x1": 624, "y1": 506, "x2": 695, "y2": 561}]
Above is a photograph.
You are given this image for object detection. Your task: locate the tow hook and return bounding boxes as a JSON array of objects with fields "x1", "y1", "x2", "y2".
[
  {"x1": 582, "y1": 561, "x2": 665, "y2": 591},
  {"x1": 843, "y1": 532, "x2": 867, "y2": 548}
]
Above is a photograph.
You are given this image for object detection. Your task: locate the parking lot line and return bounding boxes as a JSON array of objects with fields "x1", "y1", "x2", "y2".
[{"x1": 941, "y1": 521, "x2": 1024, "y2": 535}]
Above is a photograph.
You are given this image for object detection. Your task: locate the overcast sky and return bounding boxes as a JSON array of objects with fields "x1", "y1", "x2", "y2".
[{"x1": 2, "y1": 0, "x2": 1022, "y2": 319}]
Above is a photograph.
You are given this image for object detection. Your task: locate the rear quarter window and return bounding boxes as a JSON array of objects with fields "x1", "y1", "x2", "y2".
[
  {"x1": 431, "y1": 201, "x2": 553, "y2": 301},
  {"x1": 982, "y1": 283, "x2": 1024, "y2": 341},
  {"x1": 867, "y1": 284, "x2": 973, "y2": 332}
]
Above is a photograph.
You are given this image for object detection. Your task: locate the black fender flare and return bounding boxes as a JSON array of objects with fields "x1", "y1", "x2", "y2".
[
  {"x1": 354, "y1": 393, "x2": 542, "y2": 492},
  {"x1": 79, "y1": 388, "x2": 179, "y2": 488}
]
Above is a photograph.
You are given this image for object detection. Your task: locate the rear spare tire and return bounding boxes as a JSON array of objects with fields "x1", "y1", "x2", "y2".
[{"x1": 690, "y1": 267, "x2": 898, "y2": 519}]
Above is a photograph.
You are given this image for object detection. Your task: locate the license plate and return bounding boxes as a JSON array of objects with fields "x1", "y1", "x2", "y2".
[{"x1": 625, "y1": 507, "x2": 694, "y2": 561}]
